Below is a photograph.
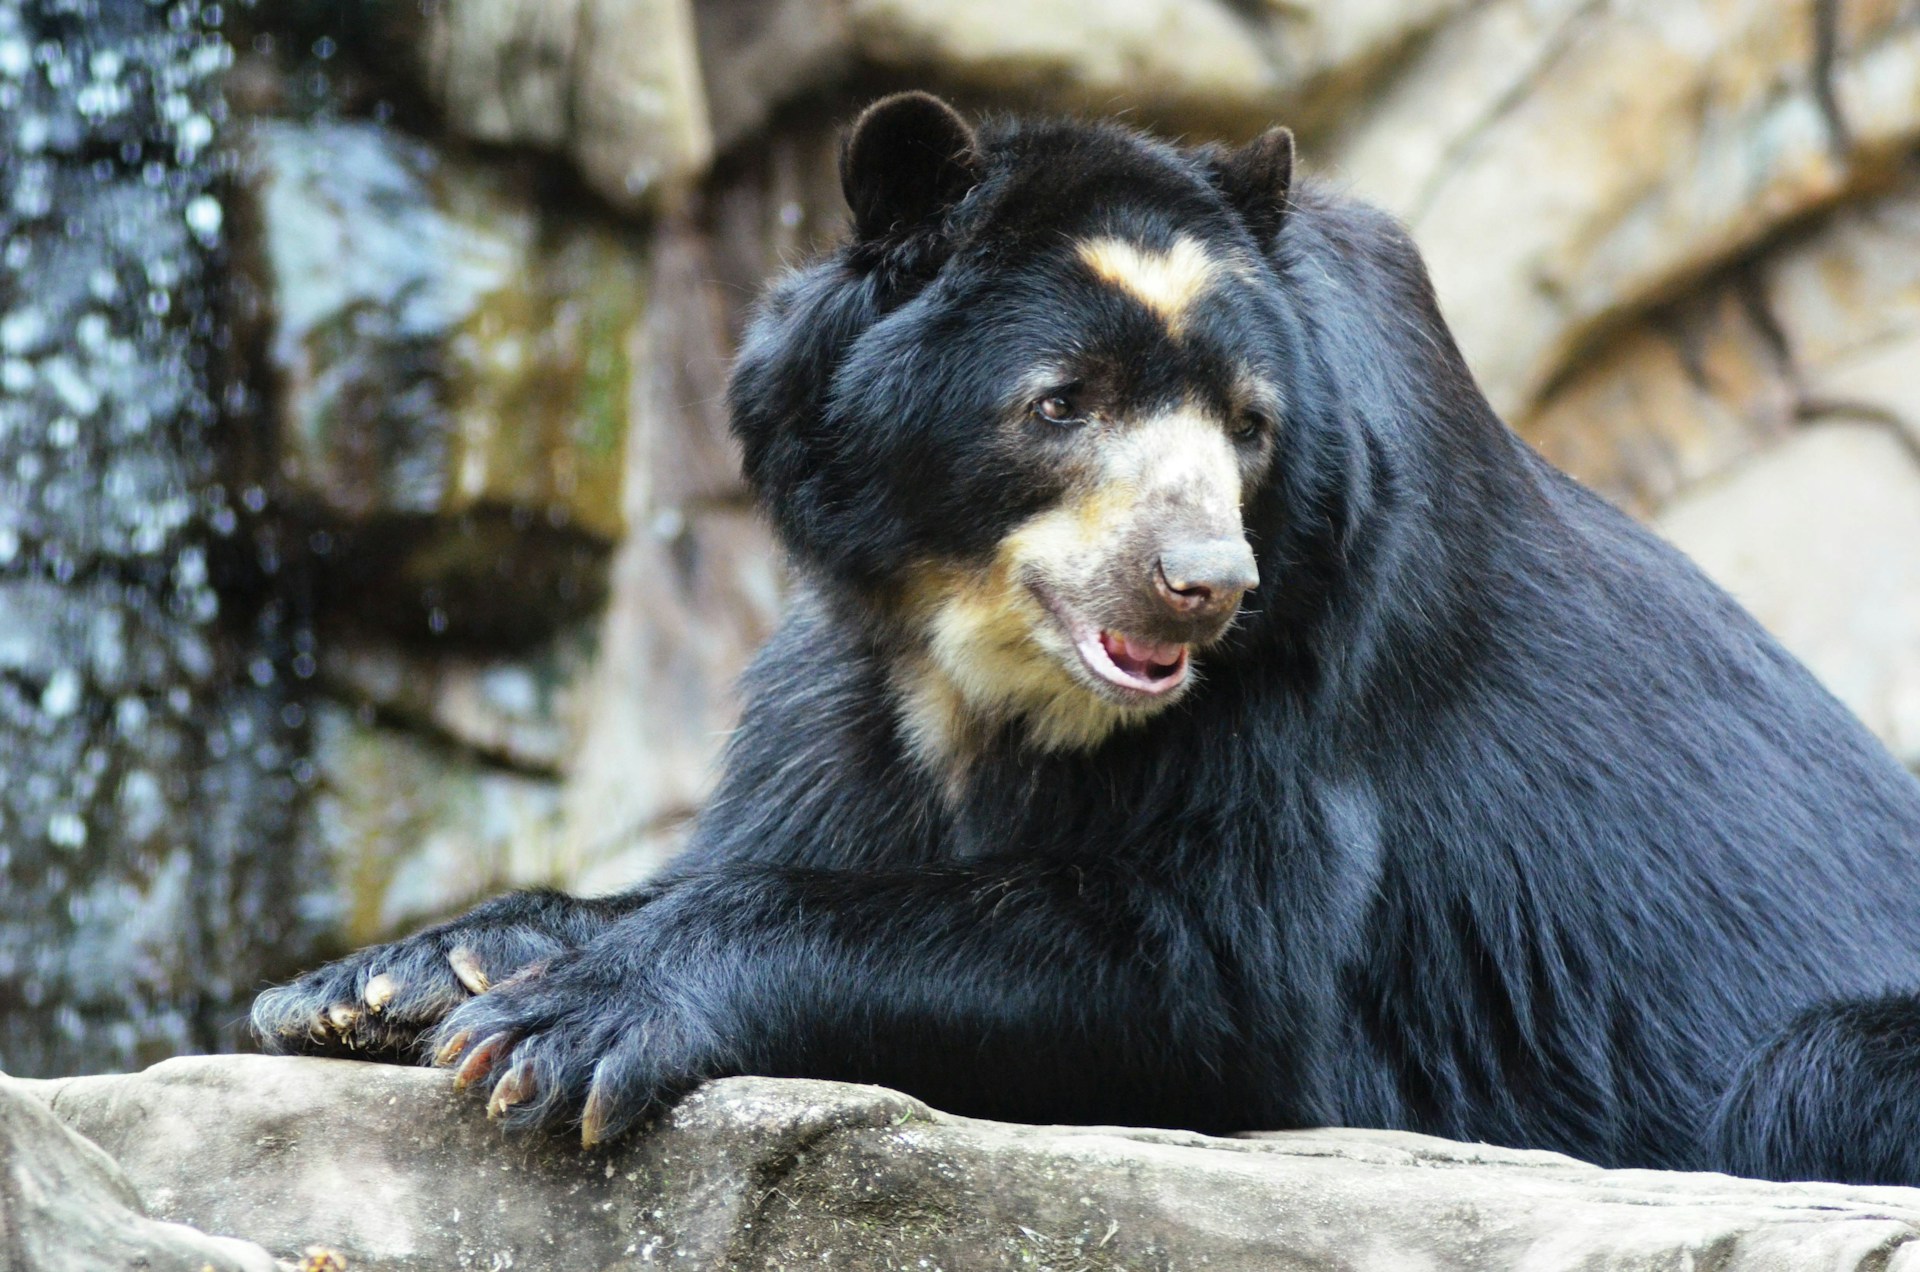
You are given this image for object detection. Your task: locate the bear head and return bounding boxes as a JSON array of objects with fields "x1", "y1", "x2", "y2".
[{"x1": 730, "y1": 93, "x2": 1316, "y2": 765}]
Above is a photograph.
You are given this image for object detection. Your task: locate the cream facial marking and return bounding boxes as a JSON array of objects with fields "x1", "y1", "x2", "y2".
[
  {"x1": 1092, "y1": 408, "x2": 1244, "y2": 526},
  {"x1": 894, "y1": 408, "x2": 1247, "y2": 776},
  {"x1": 1076, "y1": 236, "x2": 1219, "y2": 333}
]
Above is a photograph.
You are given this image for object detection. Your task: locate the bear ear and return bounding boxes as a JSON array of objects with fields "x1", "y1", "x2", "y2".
[
  {"x1": 840, "y1": 92, "x2": 982, "y2": 243},
  {"x1": 1214, "y1": 125, "x2": 1295, "y2": 249}
]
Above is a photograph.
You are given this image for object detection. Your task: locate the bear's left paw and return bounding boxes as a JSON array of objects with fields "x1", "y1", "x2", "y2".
[{"x1": 427, "y1": 950, "x2": 722, "y2": 1148}]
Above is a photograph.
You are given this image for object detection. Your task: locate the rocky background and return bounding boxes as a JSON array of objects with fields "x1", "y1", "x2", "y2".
[{"x1": 3, "y1": 0, "x2": 1920, "y2": 1076}]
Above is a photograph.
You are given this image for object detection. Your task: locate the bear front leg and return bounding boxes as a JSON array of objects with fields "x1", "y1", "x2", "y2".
[
  {"x1": 429, "y1": 860, "x2": 1261, "y2": 1146},
  {"x1": 251, "y1": 888, "x2": 637, "y2": 1060}
]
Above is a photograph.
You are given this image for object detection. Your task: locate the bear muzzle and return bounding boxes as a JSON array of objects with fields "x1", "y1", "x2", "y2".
[{"x1": 1032, "y1": 532, "x2": 1256, "y2": 703}]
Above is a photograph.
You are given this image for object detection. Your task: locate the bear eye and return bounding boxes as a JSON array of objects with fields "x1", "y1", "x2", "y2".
[
  {"x1": 1032, "y1": 391, "x2": 1084, "y2": 427},
  {"x1": 1231, "y1": 410, "x2": 1271, "y2": 442}
]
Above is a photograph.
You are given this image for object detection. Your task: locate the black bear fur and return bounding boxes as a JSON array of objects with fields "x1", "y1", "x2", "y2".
[{"x1": 254, "y1": 95, "x2": 1920, "y2": 1185}]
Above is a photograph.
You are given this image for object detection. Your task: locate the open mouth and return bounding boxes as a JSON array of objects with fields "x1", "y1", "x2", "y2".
[
  {"x1": 1073, "y1": 629, "x2": 1190, "y2": 697},
  {"x1": 1025, "y1": 579, "x2": 1191, "y2": 700}
]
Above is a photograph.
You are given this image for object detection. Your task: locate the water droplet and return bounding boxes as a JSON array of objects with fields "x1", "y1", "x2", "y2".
[
  {"x1": 177, "y1": 113, "x2": 214, "y2": 155},
  {"x1": 119, "y1": 770, "x2": 165, "y2": 842},
  {"x1": 174, "y1": 545, "x2": 207, "y2": 589},
  {"x1": 1, "y1": 307, "x2": 44, "y2": 353},
  {"x1": 40, "y1": 667, "x2": 81, "y2": 718},
  {"x1": 43, "y1": 357, "x2": 101, "y2": 416},
  {"x1": 46, "y1": 811, "x2": 87, "y2": 849},
  {"x1": 11, "y1": 161, "x2": 53, "y2": 216},
  {"x1": 184, "y1": 193, "x2": 221, "y2": 244},
  {"x1": 15, "y1": 113, "x2": 48, "y2": 153},
  {"x1": 114, "y1": 696, "x2": 149, "y2": 737},
  {"x1": 75, "y1": 312, "x2": 109, "y2": 350}
]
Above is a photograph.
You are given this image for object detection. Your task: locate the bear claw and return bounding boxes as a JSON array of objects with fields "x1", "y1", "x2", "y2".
[
  {"x1": 363, "y1": 973, "x2": 396, "y2": 1012},
  {"x1": 452, "y1": 1031, "x2": 513, "y2": 1089},
  {"x1": 433, "y1": 1028, "x2": 473, "y2": 1068},
  {"x1": 580, "y1": 1081, "x2": 612, "y2": 1149},
  {"x1": 448, "y1": 947, "x2": 491, "y2": 995},
  {"x1": 487, "y1": 1061, "x2": 536, "y2": 1119}
]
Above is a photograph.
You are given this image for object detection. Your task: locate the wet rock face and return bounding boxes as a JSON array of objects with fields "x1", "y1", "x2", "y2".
[
  {"x1": 241, "y1": 118, "x2": 643, "y2": 541},
  {"x1": 234, "y1": 116, "x2": 644, "y2": 645},
  {"x1": 23, "y1": 1056, "x2": 1920, "y2": 1272},
  {"x1": 215, "y1": 110, "x2": 781, "y2": 930},
  {"x1": 0, "y1": 0, "x2": 320, "y2": 1075}
]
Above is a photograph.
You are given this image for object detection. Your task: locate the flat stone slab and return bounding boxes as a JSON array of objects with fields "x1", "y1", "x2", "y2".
[{"x1": 20, "y1": 1055, "x2": 1920, "y2": 1270}]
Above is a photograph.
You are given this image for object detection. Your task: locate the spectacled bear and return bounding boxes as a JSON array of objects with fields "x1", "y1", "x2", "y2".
[{"x1": 254, "y1": 92, "x2": 1920, "y2": 1187}]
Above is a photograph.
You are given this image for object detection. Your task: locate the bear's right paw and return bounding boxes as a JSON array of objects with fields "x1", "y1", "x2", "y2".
[{"x1": 250, "y1": 902, "x2": 584, "y2": 1061}]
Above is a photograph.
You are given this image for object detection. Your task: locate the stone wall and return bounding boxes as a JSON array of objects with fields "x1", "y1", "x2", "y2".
[{"x1": 14, "y1": 0, "x2": 1917, "y2": 1070}]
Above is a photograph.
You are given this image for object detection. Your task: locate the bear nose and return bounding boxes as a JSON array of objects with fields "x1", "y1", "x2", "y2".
[{"x1": 1154, "y1": 539, "x2": 1259, "y2": 617}]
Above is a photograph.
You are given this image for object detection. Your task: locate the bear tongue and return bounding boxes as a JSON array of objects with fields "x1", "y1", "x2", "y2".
[{"x1": 1101, "y1": 631, "x2": 1186, "y2": 680}]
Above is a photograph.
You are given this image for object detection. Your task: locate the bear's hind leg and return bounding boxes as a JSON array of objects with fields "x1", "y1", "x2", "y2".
[{"x1": 1708, "y1": 993, "x2": 1920, "y2": 1187}]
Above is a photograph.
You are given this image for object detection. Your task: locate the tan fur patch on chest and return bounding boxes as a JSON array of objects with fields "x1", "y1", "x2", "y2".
[{"x1": 1076, "y1": 236, "x2": 1218, "y2": 333}]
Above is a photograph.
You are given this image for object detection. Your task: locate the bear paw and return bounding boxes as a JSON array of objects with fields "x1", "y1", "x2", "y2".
[
  {"x1": 428, "y1": 947, "x2": 721, "y2": 1147},
  {"x1": 251, "y1": 891, "x2": 597, "y2": 1059}
]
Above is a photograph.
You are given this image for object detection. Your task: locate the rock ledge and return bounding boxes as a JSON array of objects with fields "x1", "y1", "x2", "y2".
[{"x1": 15, "y1": 1055, "x2": 1920, "y2": 1270}]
